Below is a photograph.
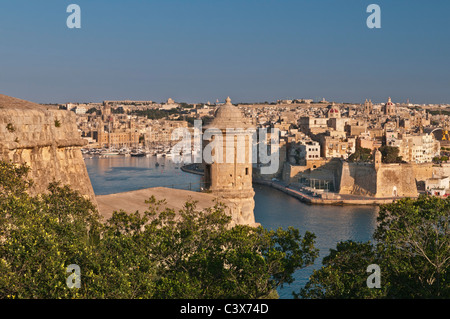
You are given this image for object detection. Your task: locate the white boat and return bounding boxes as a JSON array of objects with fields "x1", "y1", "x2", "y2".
[
  {"x1": 119, "y1": 147, "x2": 131, "y2": 155},
  {"x1": 102, "y1": 149, "x2": 120, "y2": 156}
]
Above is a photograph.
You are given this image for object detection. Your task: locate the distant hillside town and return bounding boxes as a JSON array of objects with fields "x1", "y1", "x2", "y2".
[{"x1": 57, "y1": 96, "x2": 450, "y2": 199}]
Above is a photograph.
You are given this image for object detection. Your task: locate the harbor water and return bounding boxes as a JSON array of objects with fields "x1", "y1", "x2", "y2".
[{"x1": 84, "y1": 156, "x2": 378, "y2": 299}]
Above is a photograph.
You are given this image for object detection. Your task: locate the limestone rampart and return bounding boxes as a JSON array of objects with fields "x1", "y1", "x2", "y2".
[
  {"x1": 375, "y1": 164, "x2": 418, "y2": 197},
  {"x1": 282, "y1": 156, "x2": 422, "y2": 199},
  {"x1": 339, "y1": 162, "x2": 376, "y2": 196},
  {"x1": 0, "y1": 95, "x2": 97, "y2": 205}
]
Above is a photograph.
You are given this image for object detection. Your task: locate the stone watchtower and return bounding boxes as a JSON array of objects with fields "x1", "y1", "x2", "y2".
[{"x1": 202, "y1": 97, "x2": 256, "y2": 226}]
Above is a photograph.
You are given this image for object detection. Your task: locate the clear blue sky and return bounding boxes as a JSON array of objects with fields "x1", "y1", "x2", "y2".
[{"x1": 1, "y1": 0, "x2": 449, "y2": 104}]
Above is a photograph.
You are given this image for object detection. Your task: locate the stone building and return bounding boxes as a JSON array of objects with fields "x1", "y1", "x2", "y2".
[
  {"x1": 298, "y1": 116, "x2": 328, "y2": 135},
  {"x1": 288, "y1": 140, "x2": 321, "y2": 165},
  {"x1": 386, "y1": 133, "x2": 440, "y2": 163},
  {"x1": 202, "y1": 97, "x2": 256, "y2": 226},
  {"x1": 96, "y1": 123, "x2": 140, "y2": 148},
  {"x1": 319, "y1": 135, "x2": 356, "y2": 159}
]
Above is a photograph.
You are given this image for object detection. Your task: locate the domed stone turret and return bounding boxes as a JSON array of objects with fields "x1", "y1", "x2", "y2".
[
  {"x1": 206, "y1": 97, "x2": 252, "y2": 130},
  {"x1": 202, "y1": 96, "x2": 256, "y2": 226}
]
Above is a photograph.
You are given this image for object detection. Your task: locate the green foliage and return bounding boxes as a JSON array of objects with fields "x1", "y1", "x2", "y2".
[
  {"x1": 433, "y1": 155, "x2": 449, "y2": 162},
  {"x1": 111, "y1": 107, "x2": 125, "y2": 114},
  {"x1": 0, "y1": 161, "x2": 33, "y2": 197},
  {"x1": 428, "y1": 110, "x2": 450, "y2": 116},
  {"x1": 0, "y1": 163, "x2": 101, "y2": 298},
  {"x1": 296, "y1": 241, "x2": 385, "y2": 299},
  {"x1": 348, "y1": 147, "x2": 373, "y2": 163},
  {"x1": 109, "y1": 198, "x2": 318, "y2": 299},
  {"x1": 178, "y1": 102, "x2": 195, "y2": 109},
  {"x1": 0, "y1": 160, "x2": 317, "y2": 299},
  {"x1": 379, "y1": 145, "x2": 403, "y2": 163},
  {"x1": 54, "y1": 119, "x2": 61, "y2": 128},
  {"x1": 86, "y1": 107, "x2": 100, "y2": 115},
  {"x1": 299, "y1": 195, "x2": 450, "y2": 299},
  {"x1": 132, "y1": 109, "x2": 179, "y2": 120},
  {"x1": 6, "y1": 123, "x2": 15, "y2": 133},
  {"x1": 374, "y1": 196, "x2": 450, "y2": 298}
]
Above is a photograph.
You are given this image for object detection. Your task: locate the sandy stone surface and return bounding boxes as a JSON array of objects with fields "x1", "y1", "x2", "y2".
[{"x1": 96, "y1": 187, "x2": 228, "y2": 221}]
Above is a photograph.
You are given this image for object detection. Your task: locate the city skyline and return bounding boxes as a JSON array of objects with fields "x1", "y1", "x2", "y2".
[{"x1": 1, "y1": 0, "x2": 450, "y2": 104}]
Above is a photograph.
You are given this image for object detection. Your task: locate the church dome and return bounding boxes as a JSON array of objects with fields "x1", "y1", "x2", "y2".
[
  {"x1": 384, "y1": 97, "x2": 396, "y2": 115},
  {"x1": 386, "y1": 97, "x2": 394, "y2": 106},
  {"x1": 327, "y1": 103, "x2": 341, "y2": 118}
]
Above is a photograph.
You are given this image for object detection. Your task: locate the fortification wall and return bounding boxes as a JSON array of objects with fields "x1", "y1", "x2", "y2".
[
  {"x1": 0, "y1": 96, "x2": 96, "y2": 205},
  {"x1": 282, "y1": 158, "x2": 339, "y2": 184},
  {"x1": 411, "y1": 163, "x2": 434, "y2": 181},
  {"x1": 431, "y1": 163, "x2": 450, "y2": 178},
  {"x1": 375, "y1": 164, "x2": 418, "y2": 198},
  {"x1": 336, "y1": 161, "x2": 418, "y2": 198},
  {"x1": 339, "y1": 162, "x2": 377, "y2": 196}
]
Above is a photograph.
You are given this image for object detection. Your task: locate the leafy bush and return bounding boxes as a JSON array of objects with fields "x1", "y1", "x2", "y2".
[
  {"x1": 0, "y1": 160, "x2": 318, "y2": 299},
  {"x1": 298, "y1": 196, "x2": 450, "y2": 299}
]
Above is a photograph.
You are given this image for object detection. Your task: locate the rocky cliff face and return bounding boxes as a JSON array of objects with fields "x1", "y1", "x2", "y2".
[{"x1": 0, "y1": 94, "x2": 96, "y2": 204}]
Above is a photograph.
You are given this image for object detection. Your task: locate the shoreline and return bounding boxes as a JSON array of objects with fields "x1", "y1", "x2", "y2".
[
  {"x1": 180, "y1": 164, "x2": 407, "y2": 206},
  {"x1": 252, "y1": 179, "x2": 403, "y2": 206},
  {"x1": 180, "y1": 164, "x2": 204, "y2": 176}
]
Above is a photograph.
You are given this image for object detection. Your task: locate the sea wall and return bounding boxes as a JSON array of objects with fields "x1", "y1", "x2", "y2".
[
  {"x1": 282, "y1": 158, "x2": 341, "y2": 188},
  {"x1": 339, "y1": 162, "x2": 376, "y2": 196},
  {"x1": 375, "y1": 164, "x2": 418, "y2": 198}
]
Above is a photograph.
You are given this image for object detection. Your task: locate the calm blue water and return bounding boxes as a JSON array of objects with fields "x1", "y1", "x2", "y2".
[
  {"x1": 85, "y1": 156, "x2": 378, "y2": 299},
  {"x1": 85, "y1": 156, "x2": 202, "y2": 195}
]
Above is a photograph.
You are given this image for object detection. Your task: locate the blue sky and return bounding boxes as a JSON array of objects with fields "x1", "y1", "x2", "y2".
[{"x1": 0, "y1": 0, "x2": 449, "y2": 104}]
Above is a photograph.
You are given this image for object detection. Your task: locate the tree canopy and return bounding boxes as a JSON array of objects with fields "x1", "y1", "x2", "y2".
[
  {"x1": 0, "y1": 160, "x2": 318, "y2": 299},
  {"x1": 348, "y1": 147, "x2": 373, "y2": 163},
  {"x1": 379, "y1": 145, "x2": 403, "y2": 163},
  {"x1": 298, "y1": 196, "x2": 450, "y2": 299}
]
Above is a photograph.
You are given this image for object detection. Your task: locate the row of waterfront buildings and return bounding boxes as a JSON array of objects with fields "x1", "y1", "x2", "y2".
[{"x1": 68, "y1": 96, "x2": 450, "y2": 197}]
